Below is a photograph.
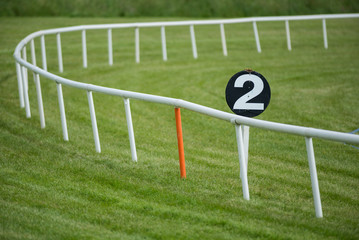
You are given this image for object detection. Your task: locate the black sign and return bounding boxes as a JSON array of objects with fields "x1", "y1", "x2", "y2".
[{"x1": 225, "y1": 70, "x2": 271, "y2": 118}]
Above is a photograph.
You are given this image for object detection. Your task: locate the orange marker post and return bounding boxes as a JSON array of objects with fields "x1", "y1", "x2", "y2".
[{"x1": 175, "y1": 107, "x2": 186, "y2": 178}]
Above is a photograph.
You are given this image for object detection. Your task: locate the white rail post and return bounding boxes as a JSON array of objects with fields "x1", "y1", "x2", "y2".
[
  {"x1": 135, "y1": 27, "x2": 140, "y2": 63},
  {"x1": 20, "y1": 68, "x2": 31, "y2": 118},
  {"x1": 87, "y1": 91, "x2": 101, "y2": 153},
  {"x1": 30, "y1": 39, "x2": 36, "y2": 69},
  {"x1": 15, "y1": 62, "x2": 25, "y2": 108},
  {"x1": 190, "y1": 25, "x2": 198, "y2": 59},
  {"x1": 161, "y1": 26, "x2": 167, "y2": 61},
  {"x1": 253, "y1": 21, "x2": 261, "y2": 53},
  {"x1": 239, "y1": 125, "x2": 250, "y2": 179},
  {"x1": 305, "y1": 137, "x2": 323, "y2": 218},
  {"x1": 21, "y1": 68, "x2": 31, "y2": 119},
  {"x1": 220, "y1": 23, "x2": 228, "y2": 56},
  {"x1": 124, "y1": 98, "x2": 137, "y2": 162},
  {"x1": 108, "y1": 28, "x2": 113, "y2": 66},
  {"x1": 322, "y1": 19, "x2": 328, "y2": 49},
  {"x1": 35, "y1": 74, "x2": 45, "y2": 129},
  {"x1": 21, "y1": 46, "x2": 28, "y2": 92},
  {"x1": 285, "y1": 20, "x2": 292, "y2": 51},
  {"x1": 242, "y1": 125, "x2": 249, "y2": 168},
  {"x1": 40, "y1": 35, "x2": 47, "y2": 71},
  {"x1": 31, "y1": 39, "x2": 45, "y2": 129},
  {"x1": 21, "y1": 47, "x2": 31, "y2": 118},
  {"x1": 56, "y1": 33, "x2": 63, "y2": 73},
  {"x1": 56, "y1": 83, "x2": 68, "y2": 141},
  {"x1": 235, "y1": 124, "x2": 250, "y2": 200},
  {"x1": 82, "y1": 29, "x2": 87, "y2": 68}
]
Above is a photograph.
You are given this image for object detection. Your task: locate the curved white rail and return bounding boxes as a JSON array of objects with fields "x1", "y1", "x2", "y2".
[{"x1": 13, "y1": 14, "x2": 359, "y2": 218}]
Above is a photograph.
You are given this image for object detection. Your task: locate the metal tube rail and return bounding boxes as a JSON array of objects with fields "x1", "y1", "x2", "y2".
[
  {"x1": 13, "y1": 56, "x2": 359, "y2": 145},
  {"x1": 15, "y1": 13, "x2": 359, "y2": 39},
  {"x1": 14, "y1": 14, "x2": 359, "y2": 52}
]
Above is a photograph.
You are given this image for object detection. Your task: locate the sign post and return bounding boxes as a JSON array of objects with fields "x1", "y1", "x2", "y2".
[{"x1": 225, "y1": 69, "x2": 271, "y2": 200}]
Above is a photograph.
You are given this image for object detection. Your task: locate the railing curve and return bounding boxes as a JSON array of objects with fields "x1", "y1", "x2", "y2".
[{"x1": 13, "y1": 14, "x2": 359, "y2": 218}]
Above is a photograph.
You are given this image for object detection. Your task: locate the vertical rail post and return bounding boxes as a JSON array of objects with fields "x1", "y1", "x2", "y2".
[
  {"x1": 239, "y1": 125, "x2": 250, "y2": 179},
  {"x1": 135, "y1": 27, "x2": 140, "y2": 63},
  {"x1": 108, "y1": 28, "x2": 113, "y2": 66},
  {"x1": 87, "y1": 91, "x2": 101, "y2": 153},
  {"x1": 15, "y1": 62, "x2": 25, "y2": 108},
  {"x1": 21, "y1": 47, "x2": 31, "y2": 118},
  {"x1": 124, "y1": 98, "x2": 137, "y2": 162},
  {"x1": 21, "y1": 47, "x2": 28, "y2": 91},
  {"x1": 285, "y1": 20, "x2": 292, "y2": 51},
  {"x1": 56, "y1": 33, "x2": 63, "y2": 73},
  {"x1": 40, "y1": 35, "x2": 47, "y2": 71},
  {"x1": 30, "y1": 39, "x2": 37, "y2": 67},
  {"x1": 82, "y1": 29, "x2": 87, "y2": 68},
  {"x1": 175, "y1": 108, "x2": 186, "y2": 178},
  {"x1": 31, "y1": 39, "x2": 45, "y2": 129},
  {"x1": 253, "y1": 21, "x2": 261, "y2": 53},
  {"x1": 235, "y1": 124, "x2": 250, "y2": 200},
  {"x1": 56, "y1": 83, "x2": 68, "y2": 141},
  {"x1": 35, "y1": 75, "x2": 45, "y2": 129},
  {"x1": 20, "y1": 64, "x2": 31, "y2": 118},
  {"x1": 220, "y1": 23, "x2": 228, "y2": 56},
  {"x1": 189, "y1": 25, "x2": 198, "y2": 59},
  {"x1": 242, "y1": 125, "x2": 250, "y2": 170},
  {"x1": 322, "y1": 19, "x2": 328, "y2": 49},
  {"x1": 161, "y1": 26, "x2": 167, "y2": 61},
  {"x1": 305, "y1": 137, "x2": 323, "y2": 218}
]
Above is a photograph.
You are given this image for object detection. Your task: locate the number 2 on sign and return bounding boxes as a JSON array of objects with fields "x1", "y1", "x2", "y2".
[{"x1": 233, "y1": 74, "x2": 264, "y2": 110}]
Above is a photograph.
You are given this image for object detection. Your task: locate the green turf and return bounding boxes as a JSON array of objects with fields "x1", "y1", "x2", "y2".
[
  {"x1": 1, "y1": 0, "x2": 358, "y2": 17},
  {"x1": 1, "y1": 17, "x2": 359, "y2": 239}
]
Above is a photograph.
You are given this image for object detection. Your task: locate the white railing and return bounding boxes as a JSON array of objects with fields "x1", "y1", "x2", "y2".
[{"x1": 13, "y1": 14, "x2": 359, "y2": 218}]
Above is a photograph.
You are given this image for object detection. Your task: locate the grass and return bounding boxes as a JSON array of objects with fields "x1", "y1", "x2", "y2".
[
  {"x1": 1, "y1": 0, "x2": 358, "y2": 17},
  {"x1": 0, "y1": 16, "x2": 359, "y2": 239}
]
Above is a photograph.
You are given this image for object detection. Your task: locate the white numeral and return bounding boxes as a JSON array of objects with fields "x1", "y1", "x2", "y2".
[{"x1": 233, "y1": 74, "x2": 264, "y2": 110}]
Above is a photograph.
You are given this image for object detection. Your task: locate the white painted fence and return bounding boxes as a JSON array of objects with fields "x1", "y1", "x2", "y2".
[{"x1": 13, "y1": 14, "x2": 359, "y2": 218}]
